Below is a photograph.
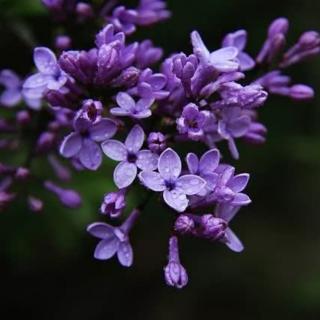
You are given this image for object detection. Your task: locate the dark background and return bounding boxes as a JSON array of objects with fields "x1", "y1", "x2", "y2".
[{"x1": 1, "y1": 0, "x2": 320, "y2": 319}]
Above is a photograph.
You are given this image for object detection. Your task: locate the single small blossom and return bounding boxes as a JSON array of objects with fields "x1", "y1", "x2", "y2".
[
  {"x1": 110, "y1": 92, "x2": 154, "y2": 119},
  {"x1": 176, "y1": 103, "x2": 208, "y2": 141},
  {"x1": 186, "y1": 149, "x2": 220, "y2": 196},
  {"x1": 147, "y1": 132, "x2": 167, "y2": 154},
  {"x1": 87, "y1": 209, "x2": 140, "y2": 267},
  {"x1": 60, "y1": 106, "x2": 117, "y2": 170},
  {"x1": 164, "y1": 236, "x2": 188, "y2": 289},
  {"x1": 174, "y1": 214, "x2": 195, "y2": 235},
  {"x1": 139, "y1": 148, "x2": 206, "y2": 212},
  {"x1": 191, "y1": 31, "x2": 239, "y2": 72},
  {"x1": 100, "y1": 189, "x2": 126, "y2": 218},
  {"x1": 222, "y1": 29, "x2": 255, "y2": 71},
  {"x1": 23, "y1": 47, "x2": 67, "y2": 109},
  {"x1": 102, "y1": 124, "x2": 159, "y2": 188}
]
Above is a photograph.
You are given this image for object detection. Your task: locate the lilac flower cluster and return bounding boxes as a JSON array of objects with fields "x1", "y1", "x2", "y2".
[{"x1": 0, "y1": 1, "x2": 319, "y2": 289}]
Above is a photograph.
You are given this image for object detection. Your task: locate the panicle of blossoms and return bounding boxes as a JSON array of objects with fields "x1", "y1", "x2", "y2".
[{"x1": 0, "y1": 0, "x2": 319, "y2": 289}]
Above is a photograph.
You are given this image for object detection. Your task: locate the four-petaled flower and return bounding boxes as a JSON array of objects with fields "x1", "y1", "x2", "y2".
[
  {"x1": 102, "y1": 124, "x2": 159, "y2": 188},
  {"x1": 87, "y1": 209, "x2": 140, "y2": 267},
  {"x1": 139, "y1": 148, "x2": 206, "y2": 212},
  {"x1": 60, "y1": 111, "x2": 117, "y2": 170},
  {"x1": 110, "y1": 92, "x2": 154, "y2": 119},
  {"x1": 191, "y1": 31, "x2": 239, "y2": 72},
  {"x1": 23, "y1": 47, "x2": 68, "y2": 109}
]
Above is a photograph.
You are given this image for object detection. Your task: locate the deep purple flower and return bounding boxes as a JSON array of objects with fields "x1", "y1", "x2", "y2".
[
  {"x1": 0, "y1": 70, "x2": 22, "y2": 107},
  {"x1": 87, "y1": 209, "x2": 140, "y2": 267},
  {"x1": 164, "y1": 236, "x2": 188, "y2": 289},
  {"x1": 191, "y1": 31, "x2": 239, "y2": 72},
  {"x1": 222, "y1": 30, "x2": 255, "y2": 71},
  {"x1": 60, "y1": 107, "x2": 117, "y2": 170},
  {"x1": 102, "y1": 124, "x2": 158, "y2": 188},
  {"x1": 110, "y1": 92, "x2": 154, "y2": 119},
  {"x1": 139, "y1": 148, "x2": 206, "y2": 212},
  {"x1": 100, "y1": 189, "x2": 126, "y2": 218},
  {"x1": 176, "y1": 103, "x2": 208, "y2": 141},
  {"x1": 186, "y1": 149, "x2": 220, "y2": 196},
  {"x1": 23, "y1": 47, "x2": 67, "y2": 109}
]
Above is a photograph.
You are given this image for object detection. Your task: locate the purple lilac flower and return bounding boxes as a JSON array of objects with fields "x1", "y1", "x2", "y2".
[
  {"x1": 60, "y1": 105, "x2": 117, "y2": 170},
  {"x1": 100, "y1": 189, "x2": 126, "y2": 218},
  {"x1": 136, "y1": 0, "x2": 171, "y2": 26},
  {"x1": 102, "y1": 124, "x2": 158, "y2": 188},
  {"x1": 23, "y1": 47, "x2": 67, "y2": 109},
  {"x1": 186, "y1": 149, "x2": 220, "y2": 196},
  {"x1": 0, "y1": 70, "x2": 22, "y2": 107},
  {"x1": 110, "y1": 92, "x2": 154, "y2": 119},
  {"x1": 135, "y1": 40, "x2": 163, "y2": 69},
  {"x1": 87, "y1": 209, "x2": 140, "y2": 267},
  {"x1": 176, "y1": 103, "x2": 208, "y2": 141},
  {"x1": 222, "y1": 29, "x2": 255, "y2": 71},
  {"x1": 139, "y1": 148, "x2": 206, "y2": 212},
  {"x1": 191, "y1": 31, "x2": 239, "y2": 72},
  {"x1": 174, "y1": 214, "x2": 195, "y2": 235},
  {"x1": 164, "y1": 236, "x2": 188, "y2": 289}
]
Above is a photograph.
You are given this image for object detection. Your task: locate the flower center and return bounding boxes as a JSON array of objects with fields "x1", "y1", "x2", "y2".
[
  {"x1": 165, "y1": 180, "x2": 176, "y2": 191},
  {"x1": 127, "y1": 153, "x2": 137, "y2": 163}
]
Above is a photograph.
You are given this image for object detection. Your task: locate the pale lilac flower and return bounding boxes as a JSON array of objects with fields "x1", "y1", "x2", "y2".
[
  {"x1": 139, "y1": 148, "x2": 206, "y2": 212},
  {"x1": 176, "y1": 103, "x2": 208, "y2": 141},
  {"x1": 102, "y1": 125, "x2": 158, "y2": 188},
  {"x1": 23, "y1": 47, "x2": 67, "y2": 109},
  {"x1": 110, "y1": 92, "x2": 154, "y2": 119},
  {"x1": 164, "y1": 236, "x2": 188, "y2": 289},
  {"x1": 186, "y1": 149, "x2": 220, "y2": 196},
  {"x1": 222, "y1": 30, "x2": 255, "y2": 71},
  {"x1": 0, "y1": 70, "x2": 22, "y2": 107},
  {"x1": 100, "y1": 189, "x2": 126, "y2": 218},
  {"x1": 87, "y1": 209, "x2": 140, "y2": 267},
  {"x1": 60, "y1": 109, "x2": 117, "y2": 170},
  {"x1": 191, "y1": 31, "x2": 239, "y2": 72}
]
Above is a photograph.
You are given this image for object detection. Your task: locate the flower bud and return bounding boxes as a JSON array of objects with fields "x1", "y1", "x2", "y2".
[
  {"x1": 268, "y1": 17, "x2": 289, "y2": 38},
  {"x1": 28, "y1": 196, "x2": 43, "y2": 212},
  {"x1": 16, "y1": 111, "x2": 31, "y2": 126},
  {"x1": 55, "y1": 35, "x2": 72, "y2": 51},
  {"x1": 289, "y1": 84, "x2": 314, "y2": 100},
  {"x1": 200, "y1": 214, "x2": 228, "y2": 241},
  {"x1": 174, "y1": 214, "x2": 195, "y2": 235},
  {"x1": 100, "y1": 189, "x2": 126, "y2": 218},
  {"x1": 15, "y1": 167, "x2": 30, "y2": 180},
  {"x1": 147, "y1": 132, "x2": 167, "y2": 153}
]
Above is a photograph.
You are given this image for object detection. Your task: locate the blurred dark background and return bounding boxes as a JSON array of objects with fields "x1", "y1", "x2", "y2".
[{"x1": 1, "y1": 0, "x2": 320, "y2": 319}]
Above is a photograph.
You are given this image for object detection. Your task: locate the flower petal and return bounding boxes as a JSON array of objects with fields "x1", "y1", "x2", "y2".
[
  {"x1": 117, "y1": 241, "x2": 133, "y2": 267},
  {"x1": 116, "y1": 92, "x2": 135, "y2": 111},
  {"x1": 59, "y1": 132, "x2": 82, "y2": 158},
  {"x1": 158, "y1": 148, "x2": 181, "y2": 180},
  {"x1": 114, "y1": 161, "x2": 137, "y2": 188},
  {"x1": 163, "y1": 189, "x2": 188, "y2": 212},
  {"x1": 186, "y1": 153, "x2": 199, "y2": 174},
  {"x1": 0, "y1": 70, "x2": 21, "y2": 88},
  {"x1": 23, "y1": 73, "x2": 50, "y2": 89},
  {"x1": 87, "y1": 222, "x2": 114, "y2": 239},
  {"x1": 231, "y1": 193, "x2": 251, "y2": 206},
  {"x1": 101, "y1": 140, "x2": 127, "y2": 161},
  {"x1": 139, "y1": 171, "x2": 165, "y2": 191},
  {"x1": 89, "y1": 118, "x2": 117, "y2": 142},
  {"x1": 125, "y1": 124, "x2": 144, "y2": 153},
  {"x1": 216, "y1": 204, "x2": 240, "y2": 222},
  {"x1": 110, "y1": 107, "x2": 131, "y2": 117},
  {"x1": 176, "y1": 175, "x2": 206, "y2": 195},
  {"x1": 228, "y1": 173, "x2": 249, "y2": 193},
  {"x1": 199, "y1": 149, "x2": 220, "y2": 174},
  {"x1": 94, "y1": 238, "x2": 119, "y2": 260},
  {"x1": 78, "y1": 139, "x2": 102, "y2": 170},
  {"x1": 0, "y1": 89, "x2": 21, "y2": 107},
  {"x1": 238, "y1": 52, "x2": 255, "y2": 71},
  {"x1": 136, "y1": 150, "x2": 158, "y2": 171},
  {"x1": 135, "y1": 97, "x2": 154, "y2": 112},
  {"x1": 34, "y1": 47, "x2": 59, "y2": 75},
  {"x1": 191, "y1": 31, "x2": 210, "y2": 60},
  {"x1": 224, "y1": 227, "x2": 244, "y2": 252}
]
